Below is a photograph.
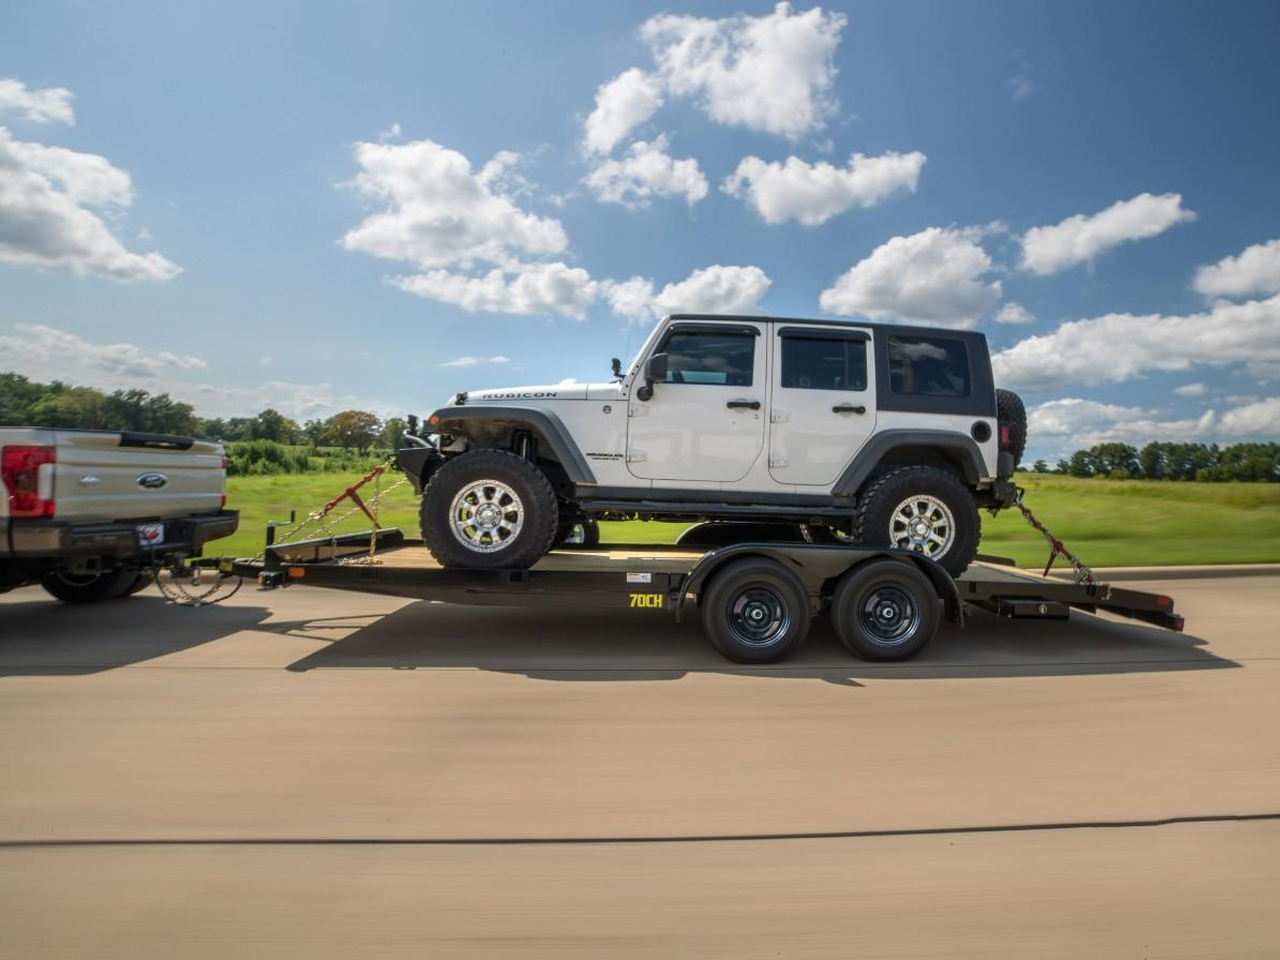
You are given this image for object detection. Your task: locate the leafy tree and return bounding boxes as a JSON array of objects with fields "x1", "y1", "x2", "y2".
[
  {"x1": 320, "y1": 410, "x2": 381, "y2": 452},
  {"x1": 380, "y1": 417, "x2": 408, "y2": 449},
  {"x1": 245, "y1": 408, "x2": 300, "y2": 444},
  {"x1": 301, "y1": 418, "x2": 328, "y2": 445},
  {"x1": 28, "y1": 386, "x2": 111, "y2": 429},
  {"x1": 0, "y1": 373, "x2": 44, "y2": 425},
  {"x1": 1032, "y1": 459, "x2": 1049, "y2": 474},
  {"x1": 1067, "y1": 450, "x2": 1094, "y2": 478}
]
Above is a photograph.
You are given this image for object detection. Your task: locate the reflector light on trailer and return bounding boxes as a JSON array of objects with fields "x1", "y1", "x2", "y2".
[{"x1": 1, "y1": 445, "x2": 56, "y2": 517}]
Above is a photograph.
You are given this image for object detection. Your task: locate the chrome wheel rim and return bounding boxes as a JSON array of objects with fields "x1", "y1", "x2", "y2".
[
  {"x1": 449, "y1": 479, "x2": 524, "y2": 553},
  {"x1": 727, "y1": 585, "x2": 790, "y2": 647},
  {"x1": 889, "y1": 494, "x2": 955, "y2": 559},
  {"x1": 858, "y1": 583, "x2": 921, "y2": 646}
]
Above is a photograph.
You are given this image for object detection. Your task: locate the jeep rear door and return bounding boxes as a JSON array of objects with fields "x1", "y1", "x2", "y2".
[
  {"x1": 768, "y1": 324, "x2": 877, "y2": 486},
  {"x1": 626, "y1": 321, "x2": 767, "y2": 483}
]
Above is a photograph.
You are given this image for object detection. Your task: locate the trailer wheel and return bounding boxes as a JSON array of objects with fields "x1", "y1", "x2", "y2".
[
  {"x1": 831, "y1": 560, "x2": 940, "y2": 661},
  {"x1": 700, "y1": 557, "x2": 811, "y2": 663},
  {"x1": 41, "y1": 567, "x2": 139, "y2": 604},
  {"x1": 421, "y1": 450, "x2": 559, "y2": 569}
]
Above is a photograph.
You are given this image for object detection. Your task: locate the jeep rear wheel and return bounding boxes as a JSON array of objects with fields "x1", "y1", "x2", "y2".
[
  {"x1": 421, "y1": 450, "x2": 558, "y2": 569},
  {"x1": 855, "y1": 466, "x2": 980, "y2": 577}
]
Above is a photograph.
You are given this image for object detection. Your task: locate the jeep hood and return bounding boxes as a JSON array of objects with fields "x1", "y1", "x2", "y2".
[{"x1": 457, "y1": 382, "x2": 622, "y2": 404}]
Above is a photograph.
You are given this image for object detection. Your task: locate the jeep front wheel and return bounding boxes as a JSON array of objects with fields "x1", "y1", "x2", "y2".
[
  {"x1": 420, "y1": 450, "x2": 559, "y2": 569},
  {"x1": 855, "y1": 466, "x2": 980, "y2": 577}
]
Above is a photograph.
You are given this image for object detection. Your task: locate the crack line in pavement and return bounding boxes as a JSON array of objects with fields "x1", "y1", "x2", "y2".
[{"x1": 2, "y1": 813, "x2": 1277, "y2": 849}]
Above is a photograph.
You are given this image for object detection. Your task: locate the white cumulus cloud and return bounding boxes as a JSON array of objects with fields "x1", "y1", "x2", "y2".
[
  {"x1": 1020, "y1": 192, "x2": 1196, "y2": 275},
  {"x1": 393, "y1": 262, "x2": 599, "y2": 319},
  {"x1": 1219, "y1": 397, "x2": 1280, "y2": 436},
  {"x1": 0, "y1": 78, "x2": 74, "y2": 125},
  {"x1": 342, "y1": 139, "x2": 567, "y2": 271},
  {"x1": 585, "y1": 135, "x2": 708, "y2": 208},
  {"x1": 583, "y1": 68, "x2": 664, "y2": 155},
  {"x1": 1193, "y1": 238, "x2": 1280, "y2": 300},
  {"x1": 0, "y1": 126, "x2": 180, "y2": 281},
  {"x1": 819, "y1": 226, "x2": 1002, "y2": 328},
  {"x1": 605, "y1": 265, "x2": 772, "y2": 323},
  {"x1": 439, "y1": 355, "x2": 511, "y2": 368},
  {"x1": 722, "y1": 150, "x2": 925, "y2": 226},
  {"x1": 1028, "y1": 396, "x2": 1218, "y2": 455},
  {"x1": 1173, "y1": 382, "x2": 1206, "y2": 397},
  {"x1": 991, "y1": 294, "x2": 1280, "y2": 390},
  {"x1": 640, "y1": 2, "x2": 846, "y2": 140},
  {"x1": 0, "y1": 323, "x2": 204, "y2": 382},
  {"x1": 995, "y1": 302, "x2": 1036, "y2": 324}
]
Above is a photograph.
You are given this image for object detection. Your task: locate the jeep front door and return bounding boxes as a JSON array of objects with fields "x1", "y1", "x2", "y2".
[
  {"x1": 768, "y1": 325, "x2": 876, "y2": 486},
  {"x1": 626, "y1": 322, "x2": 767, "y2": 482}
]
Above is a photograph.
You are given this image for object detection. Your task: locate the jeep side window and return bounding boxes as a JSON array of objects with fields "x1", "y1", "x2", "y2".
[
  {"x1": 658, "y1": 331, "x2": 755, "y2": 386},
  {"x1": 887, "y1": 336, "x2": 970, "y2": 397},
  {"x1": 780, "y1": 336, "x2": 867, "y2": 391}
]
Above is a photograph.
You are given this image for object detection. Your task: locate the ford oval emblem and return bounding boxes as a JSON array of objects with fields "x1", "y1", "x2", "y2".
[{"x1": 137, "y1": 472, "x2": 168, "y2": 490}]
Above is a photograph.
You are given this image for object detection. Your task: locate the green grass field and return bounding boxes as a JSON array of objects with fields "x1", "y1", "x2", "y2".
[{"x1": 217, "y1": 471, "x2": 1280, "y2": 568}]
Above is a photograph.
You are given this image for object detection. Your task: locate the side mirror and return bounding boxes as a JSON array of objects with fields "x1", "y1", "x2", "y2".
[{"x1": 637, "y1": 352, "x2": 669, "y2": 402}]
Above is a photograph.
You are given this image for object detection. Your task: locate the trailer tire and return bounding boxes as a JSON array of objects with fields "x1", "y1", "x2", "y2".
[
  {"x1": 421, "y1": 450, "x2": 559, "y2": 569},
  {"x1": 831, "y1": 559, "x2": 940, "y2": 661},
  {"x1": 41, "y1": 567, "x2": 139, "y2": 604},
  {"x1": 700, "y1": 557, "x2": 811, "y2": 664}
]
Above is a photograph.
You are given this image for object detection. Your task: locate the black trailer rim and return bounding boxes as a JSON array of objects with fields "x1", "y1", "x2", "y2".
[
  {"x1": 859, "y1": 582, "x2": 921, "y2": 646},
  {"x1": 727, "y1": 584, "x2": 791, "y2": 647}
]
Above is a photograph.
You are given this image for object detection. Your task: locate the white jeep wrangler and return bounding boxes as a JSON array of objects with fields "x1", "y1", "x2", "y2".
[{"x1": 398, "y1": 314, "x2": 1026, "y2": 576}]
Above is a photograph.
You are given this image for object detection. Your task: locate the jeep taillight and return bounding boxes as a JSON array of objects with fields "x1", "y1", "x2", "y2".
[
  {"x1": 1, "y1": 445, "x2": 56, "y2": 517},
  {"x1": 1000, "y1": 424, "x2": 1011, "y2": 447}
]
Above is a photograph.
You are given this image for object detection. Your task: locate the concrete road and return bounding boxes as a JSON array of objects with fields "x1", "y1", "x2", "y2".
[{"x1": 1, "y1": 569, "x2": 1277, "y2": 958}]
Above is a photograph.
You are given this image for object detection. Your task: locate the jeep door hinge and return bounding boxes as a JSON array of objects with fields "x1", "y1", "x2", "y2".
[
  {"x1": 628, "y1": 405, "x2": 648, "y2": 418},
  {"x1": 770, "y1": 409, "x2": 790, "y2": 423},
  {"x1": 626, "y1": 449, "x2": 648, "y2": 463},
  {"x1": 769, "y1": 454, "x2": 789, "y2": 468}
]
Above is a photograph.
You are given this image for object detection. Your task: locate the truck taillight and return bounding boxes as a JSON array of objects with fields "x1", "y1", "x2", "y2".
[
  {"x1": 221, "y1": 456, "x2": 229, "y2": 470},
  {"x1": 1, "y1": 445, "x2": 56, "y2": 517}
]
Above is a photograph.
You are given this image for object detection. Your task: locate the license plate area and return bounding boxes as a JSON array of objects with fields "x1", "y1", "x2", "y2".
[{"x1": 137, "y1": 523, "x2": 165, "y2": 547}]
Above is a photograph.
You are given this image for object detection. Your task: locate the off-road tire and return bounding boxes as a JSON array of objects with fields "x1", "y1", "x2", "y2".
[
  {"x1": 996, "y1": 388, "x2": 1027, "y2": 467},
  {"x1": 700, "y1": 557, "x2": 811, "y2": 664},
  {"x1": 854, "y1": 466, "x2": 980, "y2": 577},
  {"x1": 556, "y1": 517, "x2": 601, "y2": 549},
  {"x1": 421, "y1": 450, "x2": 559, "y2": 569},
  {"x1": 831, "y1": 559, "x2": 941, "y2": 661},
  {"x1": 41, "y1": 567, "x2": 139, "y2": 604}
]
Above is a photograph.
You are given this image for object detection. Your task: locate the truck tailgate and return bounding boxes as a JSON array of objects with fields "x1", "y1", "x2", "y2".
[{"x1": 52, "y1": 432, "x2": 225, "y2": 522}]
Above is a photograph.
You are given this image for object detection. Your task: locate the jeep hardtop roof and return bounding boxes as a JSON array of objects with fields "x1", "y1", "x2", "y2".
[{"x1": 665, "y1": 314, "x2": 990, "y2": 345}]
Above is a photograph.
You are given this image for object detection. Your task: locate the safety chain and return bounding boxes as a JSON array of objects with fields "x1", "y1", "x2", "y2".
[
  {"x1": 1011, "y1": 488, "x2": 1097, "y2": 585},
  {"x1": 150, "y1": 565, "x2": 243, "y2": 607}
]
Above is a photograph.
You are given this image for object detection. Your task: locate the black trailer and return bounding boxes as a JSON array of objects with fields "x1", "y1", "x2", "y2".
[{"x1": 230, "y1": 523, "x2": 1183, "y2": 664}]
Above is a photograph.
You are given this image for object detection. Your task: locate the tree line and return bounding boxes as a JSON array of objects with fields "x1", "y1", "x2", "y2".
[
  {"x1": 1031, "y1": 442, "x2": 1280, "y2": 482},
  {"x1": 0, "y1": 373, "x2": 405, "y2": 452}
]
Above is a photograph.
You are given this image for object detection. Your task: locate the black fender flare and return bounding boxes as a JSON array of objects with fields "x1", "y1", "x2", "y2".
[
  {"x1": 833, "y1": 429, "x2": 986, "y2": 494},
  {"x1": 426, "y1": 406, "x2": 597, "y2": 485}
]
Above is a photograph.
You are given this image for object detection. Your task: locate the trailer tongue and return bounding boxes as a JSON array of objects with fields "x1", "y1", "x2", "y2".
[{"x1": 229, "y1": 526, "x2": 1183, "y2": 665}]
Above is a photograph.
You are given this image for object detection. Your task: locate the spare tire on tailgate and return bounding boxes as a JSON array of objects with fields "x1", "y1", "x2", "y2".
[{"x1": 996, "y1": 388, "x2": 1027, "y2": 467}]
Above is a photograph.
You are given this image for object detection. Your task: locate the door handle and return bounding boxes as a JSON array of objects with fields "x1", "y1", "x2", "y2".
[
  {"x1": 832, "y1": 404, "x2": 866, "y2": 414},
  {"x1": 727, "y1": 400, "x2": 761, "y2": 410}
]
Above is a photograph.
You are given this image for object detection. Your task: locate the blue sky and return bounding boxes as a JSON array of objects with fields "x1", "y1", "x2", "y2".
[{"x1": 2, "y1": 0, "x2": 1279, "y2": 460}]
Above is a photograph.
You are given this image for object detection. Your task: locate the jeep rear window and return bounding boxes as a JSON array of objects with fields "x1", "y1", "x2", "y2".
[
  {"x1": 887, "y1": 336, "x2": 970, "y2": 397},
  {"x1": 660, "y1": 331, "x2": 754, "y2": 386},
  {"x1": 780, "y1": 336, "x2": 867, "y2": 392}
]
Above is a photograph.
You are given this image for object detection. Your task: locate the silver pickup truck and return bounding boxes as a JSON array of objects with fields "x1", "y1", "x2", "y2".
[{"x1": 1, "y1": 428, "x2": 237, "y2": 602}]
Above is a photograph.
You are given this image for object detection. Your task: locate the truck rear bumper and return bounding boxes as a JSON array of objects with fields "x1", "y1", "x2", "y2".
[{"x1": 4, "y1": 510, "x2": 238, "y2": 561}]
